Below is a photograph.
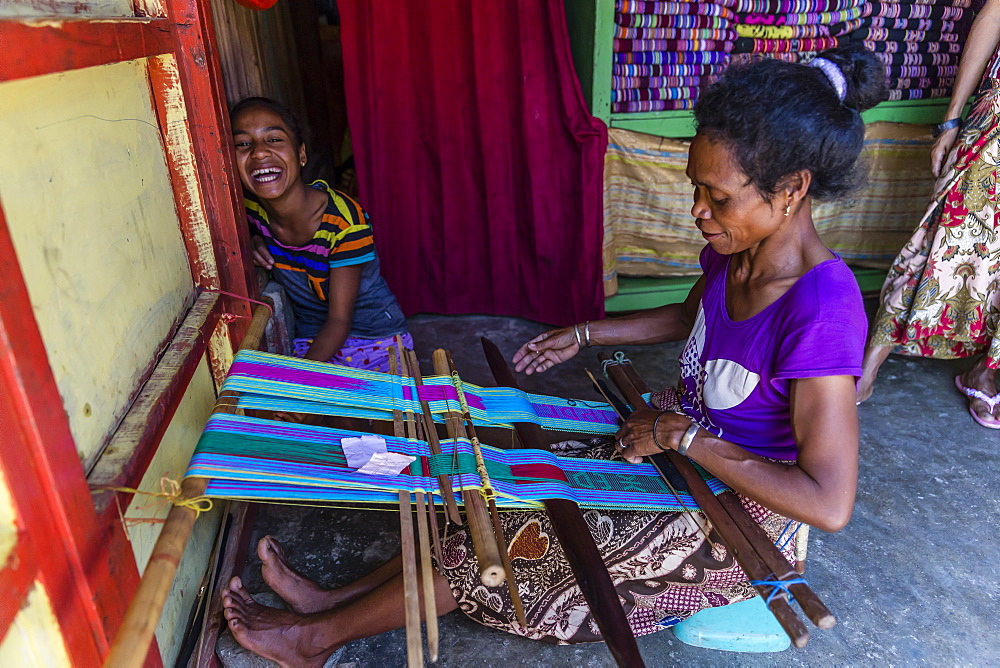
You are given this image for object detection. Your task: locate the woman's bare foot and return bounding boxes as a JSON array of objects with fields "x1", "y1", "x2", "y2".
[
  {"x1": 957, "y1": 360, "x2": 1000, "y2": 427},
  {"x1": 222, "y1": 576, "x2": 336, "y2": 668},
  {"x1": 259, "y1": 536, "x2": 344, "y2": 614}
]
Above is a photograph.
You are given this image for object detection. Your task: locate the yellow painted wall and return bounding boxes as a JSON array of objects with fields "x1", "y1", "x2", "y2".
[
  {"x1": 125, "y1": 356, "x2": 220, "y2": 667},
  {"x1": 0, "y1": 581, "x2": 72, "y2": 667},
  {"x1": 0, "y1": 59, "x2": 194, "y2": 471}
]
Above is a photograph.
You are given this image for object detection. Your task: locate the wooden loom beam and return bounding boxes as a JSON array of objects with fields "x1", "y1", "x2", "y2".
[
  {"x1": 105, "y1": 300, "x2": 273, "y2": 667},
  {"x1": 481, "y1": 338, "x2": 645, "y2": 668}
]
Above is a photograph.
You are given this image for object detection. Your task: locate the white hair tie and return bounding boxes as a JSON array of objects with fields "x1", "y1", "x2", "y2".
[{"x1": 809, "y1": 57, "x2": 847, "y2": 102}]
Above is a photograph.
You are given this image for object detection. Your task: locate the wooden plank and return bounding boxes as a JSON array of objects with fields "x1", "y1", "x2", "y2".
[
  {"x1": 0, "y1": 203, "x2": 112, "y2": 663},
  {"x1": 0, "y1": 18, "x2": 174, "y2": 83},
  {"x1": 0, "y1": 536, "x2": 39, "y2": 638},
  {"x1": 88, "y1": 292, "x2": 221, "y2": 518},
  {"x1": 163, "y1": 0, "x2": 256, "y2": 349}
]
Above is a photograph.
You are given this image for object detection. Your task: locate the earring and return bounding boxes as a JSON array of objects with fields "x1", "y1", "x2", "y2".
[
  {"x1": 301, "y1": 160, "x2": 306, "y2": 166},
  {"x1": 783, "y1": 201, "x2": 791, "y2": 217}
]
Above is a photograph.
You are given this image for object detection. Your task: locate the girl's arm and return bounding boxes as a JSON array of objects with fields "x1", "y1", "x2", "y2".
[
  {"x1": 932, "y1": 0, "x2": 1000, "y2": 175},
  {"x1": 619, "y1": 374, "x2": 859, "y2": 532},
  {"x1": 514, "y1": 275, "x2": 706, "y2": 374},
  {"x1": 303, "y1": 264, "x2": 363, "y2": 362}
]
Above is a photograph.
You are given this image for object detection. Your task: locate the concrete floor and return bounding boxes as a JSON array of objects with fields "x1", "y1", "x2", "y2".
[{"x1": 219, "y1": 306, "x2": 1000, "y2": 667}]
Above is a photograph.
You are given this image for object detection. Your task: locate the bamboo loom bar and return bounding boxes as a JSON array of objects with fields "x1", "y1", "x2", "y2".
[
  {"x1": 441, "y1": 350, "x2": 527, "y2": 628},
  {"x1": 390, "y1": 347, "x2": 424, "y2": 668},
  {"x1": 599, "y1": 353, "x2": 827, "y2": 647},
  {"x1": 609, "y1": 354, "x2": 834, "y2": 629},
  {"x1": 481, "y1": 338, "x2": 645, "y2": 668},
  {"x1": 105, "y1": 300, "x2": 273, "y2": 668},
  {"x1": 431, "y1": 349, "x2": 506, "y2": 587}
]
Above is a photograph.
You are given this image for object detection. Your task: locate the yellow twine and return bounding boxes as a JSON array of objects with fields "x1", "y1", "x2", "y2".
[
  {"x1": 449, "y1": 370, "x2": 497, "y2": 504},
  {"x1": 94, "y1": 476, "x2": 214, "y2": 517}
]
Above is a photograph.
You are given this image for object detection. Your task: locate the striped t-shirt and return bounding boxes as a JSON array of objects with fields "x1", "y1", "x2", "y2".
[{"x1": 246, "y1": 181, "x2": 407, "y2": 340}]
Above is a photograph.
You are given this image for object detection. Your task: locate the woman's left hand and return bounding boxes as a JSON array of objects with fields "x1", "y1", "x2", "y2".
[{"x1": 614, "y1": 408, "x2": 692, "y2": 464}]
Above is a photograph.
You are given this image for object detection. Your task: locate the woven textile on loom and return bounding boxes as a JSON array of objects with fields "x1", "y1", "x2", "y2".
[
  {"x1": 184, "y1": 350, "x2": 730, "y2": 511},
  {"x1": 601, "y1": 125, "x2": 937, "y2": 295}
]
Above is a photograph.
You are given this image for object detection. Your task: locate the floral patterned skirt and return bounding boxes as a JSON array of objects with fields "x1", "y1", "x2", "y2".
[
  {"x1": 435, "y1": 438, "x2": 797, "y2": 644},
  {"x1": 871, "y1": 48, "x2": 1000, "y2": 368}
]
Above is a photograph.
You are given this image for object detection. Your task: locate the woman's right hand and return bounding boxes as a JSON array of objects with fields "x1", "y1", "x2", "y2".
[
  {"x1": 931, "y1": 126, "x2": 960, "y2": 177},
  {"x1": 512, "y1": 327, "x2": 580, "y2": 375},
  {"x1": 251, "y1": 236, "x2": 275, "y2": 269}
]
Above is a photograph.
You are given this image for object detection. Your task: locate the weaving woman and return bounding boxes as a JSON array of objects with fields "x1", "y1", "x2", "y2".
[{"x1": 221, "y1": 46, "x2": 882, "y2": 664}]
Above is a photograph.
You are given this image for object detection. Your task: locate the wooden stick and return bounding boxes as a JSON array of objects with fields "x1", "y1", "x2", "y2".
[
  {"x1": 609, "y1": 355, "x2": 835, "y2": 630},
  {"x1": 105, "y1": 300, "x2": 272, "y2": 668},
  {"x1": 390, "y1": 347, "x2": 423, "y2": 668},
  {"x1": 481, "y1": 338, "x2": 645, "y2": 668},
  {"x1": 415, "y1": 492, "x2": 440, "y2": 662},
  {"x1": 403, "y1": 348, "x2": 462, "y2": 526},
  {"x1": 430, "y1": 349, "x2": 506, "y2": 588},
  {"x1": 600, "y1": 355, "x2": 812, "y2": 647}
]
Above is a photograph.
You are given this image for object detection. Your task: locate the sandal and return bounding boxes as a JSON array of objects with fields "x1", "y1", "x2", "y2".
[{"x1": 954, "y1": 375, "x2": 1000, "y2": 429}]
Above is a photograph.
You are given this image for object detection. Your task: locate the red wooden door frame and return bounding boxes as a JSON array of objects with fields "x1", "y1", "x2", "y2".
[{"x1": 0, "y1": 1, "x2": 252, "y2": 662}]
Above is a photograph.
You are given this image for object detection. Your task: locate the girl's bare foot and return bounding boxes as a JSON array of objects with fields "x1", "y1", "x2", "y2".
[
  {"x1": 259, "y1": 536, "x2": 344, "y2": 614},
  {"x1": 222, "y1": 576, "x2": 335, "y2": 668}
]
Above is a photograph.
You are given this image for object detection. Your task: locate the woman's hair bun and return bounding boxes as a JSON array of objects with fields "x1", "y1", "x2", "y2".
[{"x1": 814, "y1": 45, "x2": 886, "y2": 113}]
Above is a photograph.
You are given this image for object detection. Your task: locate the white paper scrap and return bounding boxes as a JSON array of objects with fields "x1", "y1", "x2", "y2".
[
  {"x1": 341, "y1": 434, "x2": 388, "y2": 469},
  {"x1": 356, "y1": 451, "x2": 417, "y2": 476}
]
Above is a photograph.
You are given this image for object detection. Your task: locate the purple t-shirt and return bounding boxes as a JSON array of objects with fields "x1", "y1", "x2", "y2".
[{"x1": 677, "y1": 246, "x2": 866, "y2": 461}]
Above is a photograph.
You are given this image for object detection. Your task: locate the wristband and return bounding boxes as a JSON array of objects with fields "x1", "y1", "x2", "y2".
[
  {"x1": 933, "y1": 117, "x2": 961, "y2": 138},
  {"x1": 677, "y1": 422, "x2": 700, "y2": 456},
  {"x1": 651, "y1": 411, "x2": 671, "y2": 451}
]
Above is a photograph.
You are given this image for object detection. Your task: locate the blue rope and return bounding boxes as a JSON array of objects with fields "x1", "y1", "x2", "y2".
[
  {"x1": 749, "y1": 574, "x2": 809, "y2": 605},
  {"x1": 601, "y1": 351, "x2": 630, "y2": 375},
  {"x1": 774, "y1": 520, "x2": 802, "y2": 551}
]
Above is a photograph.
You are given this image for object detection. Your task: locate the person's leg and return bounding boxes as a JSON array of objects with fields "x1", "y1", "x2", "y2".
[
  {"x1": 223, "y1": 566, "x2": 458, "y2": 666},
  {"x1": 958, "y1": 355, "x2": 1000, "y2": 426},
  {"x1": 856, "y1": 344, "x2": 893, "y2": 403},
  {"x1": 259, "y1": 536, "x2": 403, "y2": 614}
]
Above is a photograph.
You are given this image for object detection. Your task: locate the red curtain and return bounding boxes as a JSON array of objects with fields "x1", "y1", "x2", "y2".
[{"x1": 338, "y1": 0, "x2": 607, "y2": 325}]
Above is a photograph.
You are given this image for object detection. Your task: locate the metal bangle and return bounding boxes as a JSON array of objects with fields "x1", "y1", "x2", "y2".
[
  {"x1": 677, "y1": 422, "x2": 700, "y2": 456},
  {"x1": 651, "y1": 411, "x2": 671, "y2": 451},
  {"x1": 584, "y1": 321, "x2": 592, "y2": 347},
  {"x1": 573, "y1": 324, "x2": 583, "y2": 348}
]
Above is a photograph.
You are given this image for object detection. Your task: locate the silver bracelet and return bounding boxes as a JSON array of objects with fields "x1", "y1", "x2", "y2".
[
  {"x1": 573, "y1": 324, "x2": 583, "y2": 348},
  {"x1": 584, "y1": 321, "x2": 592, "y2": 347},
  {"x1": 677, "y1": 422, "x2": 700, "y2": 456}
]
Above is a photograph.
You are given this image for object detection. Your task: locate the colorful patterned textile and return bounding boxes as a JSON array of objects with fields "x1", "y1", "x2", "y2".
[
  {"x1": 887, "y1": 75, "x2": 957, "y2": 90},
  {"x1": 617, "y1": 0, "x2": 737, "y2": 11},
  {"x1": 862, "y1": 1, "x2": 965, "y2": 19},
  {"x1": 602, "y1": 125, "x2": 936, "y2": 293},
  {"x1": 736, "y1": 22, "x2": 834, "y2": 38},
  {"x1": 886, "y1": 64, "x2": 958, "y2": 78},
  {"x1": 860, "y1": 27, "x2": 960, "y2": 42},
  {"x1": 291, "y1": 332, "x2": 412, "y2": 373},
  {"x1": 734, "y1": 36, "x2": 839, "y2": 53},
  {"x1": 613, "y1": 63, "x2": 717, "y2": 77},
  {"x1": 885, "y1": 88, "x2": 952, "y2": 100},
  {"x1": 615, "y1": 38, "x2": 734, "y2": 52},
  {"x1": 613, "y1": 75, "x2": 706, "y2": 90},
  {"x1": 614, "y1": 51, "x2": 731, "y2": 65},
  {"x1": 615, "y1": 26, "x2": 738, "y2": 40},
  {"x1": 868, "y1": 16, "x2": 957, "y2": 32},
  {"x1": 874, "y1": 51, "x2": 961, "y2": 67},
  {"x1": 440, "y1": 438, "x2": 799, "y2": 643},
  {"x1": 872, "y1": 44, "x2": 1000, "y2": 368},
  {"x1": 611, "y1": 99, "x2": 700, "y2": 112},
  {"x1": 612, "y1": 86, "x2": 702, "y2": 103},
  {"x1": 618, "y1": 2, "x2": 737, "y2": 18},
  {"x1": 738, "y1": 7, "x2": 863, "y2": 24},
  {"x1": 868, "y1": 41, "x2": 963, "y2": 55},
  {"x1": 617, "y1": 13, "x2": 731, "y2": 28},
  {"x1": 730, "y1": 0, "x2": 858, "y2": 12}
]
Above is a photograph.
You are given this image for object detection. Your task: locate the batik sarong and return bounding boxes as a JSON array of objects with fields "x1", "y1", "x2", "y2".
[
  {"x1": 438, "y1": 437, "x2": 799, "y2": 643},
  {"x1": 872, "y1": 42, "x2": 1000, "y2": 368}
]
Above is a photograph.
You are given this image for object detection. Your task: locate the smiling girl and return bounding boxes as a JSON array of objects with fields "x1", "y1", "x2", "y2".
[{"x1": 230, "y1": 97, "x2": 409, "y2": 371}]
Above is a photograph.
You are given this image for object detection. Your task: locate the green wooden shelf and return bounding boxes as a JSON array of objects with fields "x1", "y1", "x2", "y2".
[{"x1": 606, "y1": 267, "x2": 887, "y2": 312}]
